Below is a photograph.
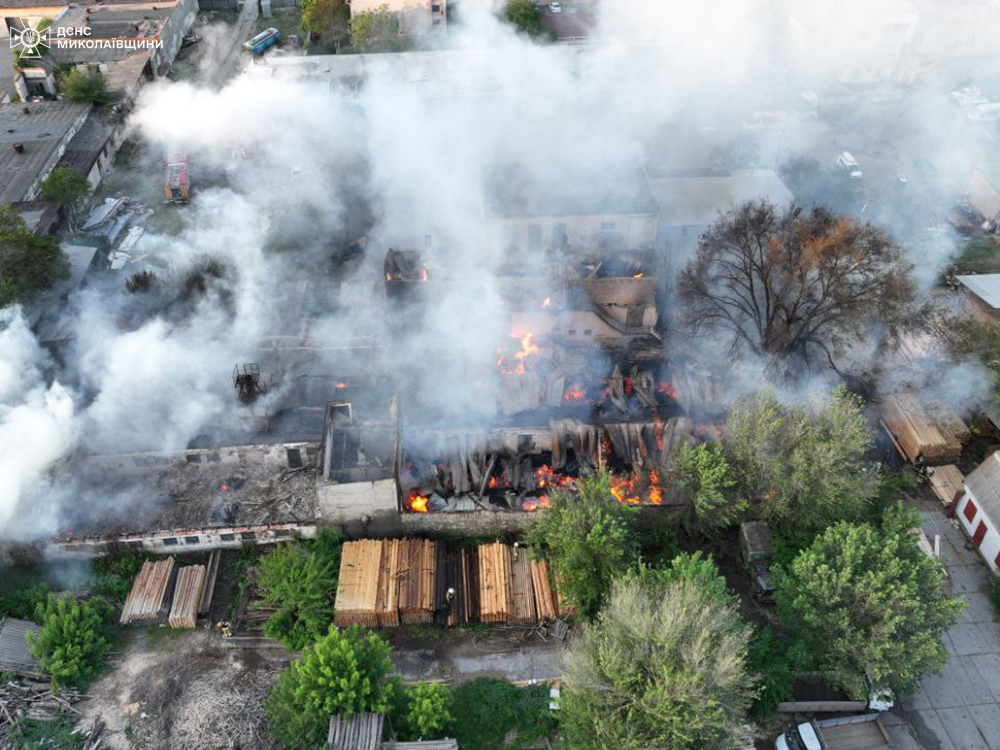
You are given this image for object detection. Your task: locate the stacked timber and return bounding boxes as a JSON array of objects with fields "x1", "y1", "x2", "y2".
[
  {"x1": 376, "y1": 539, "x2": 401, "y2": 628},
  {"x1": 929, "y1": 465, "x2": 965, "y2": 507},
  {"x1": 399, "y1": 539, "x2": 437, "y2": 624},
  {"x1": 925, "y1": 400, "x2": 972, "y2": 444},
  {"x1": 478, "y1": 542, "x2": 513, "y2": 624},
  {"x1": 509, "y1": 548, "x2": 536, "y2": 625},
  {"x1": 334, "y1": 540, "x2": 383, "y2": 627},
  {"x1": 435, "y1": 545, "x2": 478, "y2": 627},
  {"x1": 198, "y1": 549, "x2": 221, "y2": 616},
  {"x1": 120, "y1": 557, "x2": 175, "y2": 625},
  {"x1": 529, "y1": 559, "x2": 558, "y2": 621},
  {"x1": 882, "y1": 393, "x2": 962, "y2": 465},
  {"x1": 168, "y1": 565, "x2": 206, "y2": 628}
]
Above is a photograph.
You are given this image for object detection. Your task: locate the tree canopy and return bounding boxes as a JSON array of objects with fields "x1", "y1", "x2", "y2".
[
  {"x1": 266, "y1": 625, "x2": 397, "y2": 748},
  {"x1": 302, "y1": 0, "x2": 350, "y2": 50},
  {"x1": 39, "y1": 167, "x2": 90, "y2": 231},
  {"x1": 59, "y1": 68, "x2": 117, "y2": 106},
  {"x1": 503, "y1": 0, "x2": 543, "y2": 36},
  {"x1": 560, "y1": 564, "x2": 755, "y2": 750},
  {"x1": 0, "y1": 204, "x2": 68, "y2": 308},
  {"x1": 777, "y1": 517, "x2": 963, "y2": 699},
  {"x1": 725, "y1": 388, "x2": 879, "y2": 529},
  {"x1": 27, "y1": 594, "x2": 114, "y2": 692},
  {"x1": 525, "y1": 471, "x2": 639, "y2": 619},
  {"x1": 678, "y1": 200, "x2": 917, "y2": 375},
  {"x1": 350, "y1": 5, "x2": 402, "y2": 52},
  {"x1": 674, "y1": 441, "x2": 743, "y2": 528}
]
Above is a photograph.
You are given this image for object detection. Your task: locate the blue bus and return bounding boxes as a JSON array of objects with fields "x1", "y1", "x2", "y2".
[{"x1": 244, "y1": 27, "x2": 280, "y2": 56}]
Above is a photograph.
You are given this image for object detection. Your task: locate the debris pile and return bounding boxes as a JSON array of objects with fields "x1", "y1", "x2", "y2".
[{"x1": 0, "y1": 678, "x2": 98, "y2": 750}]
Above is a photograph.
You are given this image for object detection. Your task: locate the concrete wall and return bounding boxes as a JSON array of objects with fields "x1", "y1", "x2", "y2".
[
  {"x1": 957, "y1": 489, "x2": 1000, "y2": 574},
  {"x1": 80, "y1": 441, "x2": 319, "y2": 478},
  {"x1": 400, "y1": 510, "x2": 536, "y2": 538},
  {"x1": 152, "y1": 0, "x2": 198, "y2": 76}
]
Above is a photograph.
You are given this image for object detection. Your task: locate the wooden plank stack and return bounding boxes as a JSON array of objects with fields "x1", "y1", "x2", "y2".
[
  {"x1": 509, "y1": 548, "x2": 537, "y2": 625},
  {"x1": 478, "y1": 542, "x2": 513, "y2": 624},
  {"x1": 925, "y1": 400, "x2": 972, "y2": 444},
  {"x1": 168, "y1": 565, "x2": 206, "y2": 629},
  {"x1": 399, "y1": 539, "x2": 437, "y2": 625},
  {"x1": 120, "y1": 557, "x2": 175, "y2": 625},
  {"x1": 198, "y1": 549, "x2": 221, "y2": 616},
  {"x1": 334, "y1": 540, "x2": 383, "y2": 627},
  {"x1": 530, "y1": 559, "x2": 558, "y2": 621},
  {"x1": 929, "y1": 465, "x2": 965, "y2": 507},
  {"x1": 882, "y1": 393, "x2": 963, "y2": 466},
  {"x1": 376, "y1": 539, "x2": 401, "y2": 628}
]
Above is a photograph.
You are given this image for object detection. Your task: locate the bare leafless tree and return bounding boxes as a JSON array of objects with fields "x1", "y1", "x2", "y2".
[{"x1": 678, "y1": 200, "x2": 918, "y2": 374}]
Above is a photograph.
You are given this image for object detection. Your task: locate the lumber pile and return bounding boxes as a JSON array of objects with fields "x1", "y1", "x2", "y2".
[
  {"x1": 509, "y1": 548, "x2": 537, "y2": 625},
  {"x1": 929, "y1": 465, "x2": 965, "y2": 507},
  {"x1": 198, "y1": 549, "x2": 221, "y2": 616},
  {"x1": 530, "y1": 559, "x2": 558, "y2": 621},
  {"x1": 925, "y1": 400, "x2": 972, "y2": 444},
  {"x1": 120, "y1": 557, "x2": 175, "y2": 624},
  {"x1": 882, "y1": 393, "x2": 962, "y2": 466},
  {"x1": 435, "y1": 545, "x2": 478, "y2": 627},
  {"x1": 168, "y1": 565, "x2": 206, "y2": 628},
  {"x1": 334, "y1": 540, "x2": 383, "y2": 627},
  {"x1": 399, "y1": 539, "x2": 437, "y2": 624},
  {"x1": 478, "y1": 542, "x2": 513, "y2": 624},
  {"x1": 376, "y1": 539, "x2": 401, "y2": 628}
]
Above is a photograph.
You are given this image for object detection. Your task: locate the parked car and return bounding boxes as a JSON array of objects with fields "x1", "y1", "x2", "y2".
[
  {"x1": 776, "y1": 714, "x2": 892, "y2": 750},
  {"x1": 835, "y1": 151, "x2": 863, "y2": 180},
  {"x1": 739, "y1": 521, "x2": 775, "y2": 602},
  {"x1": 549, "y1": 1, "x2": 563, "y2": 13}
]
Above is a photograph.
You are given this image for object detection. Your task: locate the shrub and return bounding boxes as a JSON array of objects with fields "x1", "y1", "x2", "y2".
[
  {"x1": 389, "y1": 682, "x2": 453, "y2": 741},
  {"x1": 257, "y1": 532, "x2": 340, "y2": 650},
  {"x1": 0, "y1": 583, "x2": 51, "y2": 622},
  {"x1": 91, "y1": 552, "x2": 147, "y2": 602},
  {"x1": 27, "y1": 595, "x2": 113, "y2": 691},
  {"x1": 746, "y1": 625, "x2": 802, "y2": 718},
  {"x1": 450, "y1": 678, "x2": 553, "y2": 750},
  {"x1": 266, "y1": 625, "x2": 397, "y2": 748}
]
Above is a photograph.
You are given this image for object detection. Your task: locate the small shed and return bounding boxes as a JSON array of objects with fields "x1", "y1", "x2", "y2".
[
  {"x1": 957, "y1": 274, "x2": 1000, "y2": 324},
  {"x1": 329, "y1": 713, "x2": 384, "y2": 750},
  {"x1": 0, "y1": 617, "x2": 42, "y2": 676},
  {"x1": 956, "y1": 450, "x2": 1000, "y2": 573}
]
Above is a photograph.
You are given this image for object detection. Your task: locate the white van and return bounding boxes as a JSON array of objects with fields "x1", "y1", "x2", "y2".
[{"x1": 835, "y1": 151, "x2": 863, "y2": 180}]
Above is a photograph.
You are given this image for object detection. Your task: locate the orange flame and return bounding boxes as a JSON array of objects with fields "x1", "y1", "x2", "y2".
[
  {"x1": 633, "y1": 272, "x2": 644, "y2": 279},
  {"x1": 385, "y1": 273, "x2": 392, "y2": 281},
  {"x1": 563, "y1": 387, "x2": 586, "y2": 402},
  {"x1": 408, "y1": 490, "x2": 429, "y2": 513},
  {"x1": 501, "y1": 333, "x2": 540, "y2": 375},
  {"x1": 420, "y1": 267, "x2": 428, "y2": 282},
  {"x1": 522, "y1": 496, "x2": 551, "y2": 512},
  {"x1": 534, "y1": 465, "x2": 574, "y2": 491},
  {"x1": 542, "y1": 297, "x2": 552, "y2": 308},
  {"x1": 657, "y1": 382, "x2": 678, "y2": 400},
  {"x1": 335, "y1": 382, "x2": 347, "y2": 389}
]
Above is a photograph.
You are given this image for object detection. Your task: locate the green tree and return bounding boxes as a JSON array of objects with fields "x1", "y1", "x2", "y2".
[
  {"x1": 302, "y1": 0, "x2": 350, "y2": 50},
  {"x1": 59, "y1": 68, "x2": 116, "y2": 106},
  {"x1": 675, "y1": 442, "x2": 743, "y2": 528},
  {"x1": 26, "y1": 594, "x2": 113, "y2": 692},
  {"x1": 726, "y1": 388, "x2": 878, "y2": 529},
  {"x1": 624, "y1": 551, "x2": 733, "y2": 607},
  {"x1": 257, "y1": 532, "x2": 340, "y2": 650},
  {"x1": 389, "y1": 682, "x2": 453, "y2": 741},
  {"x1": 350, "y1": 5, "x2": 401, "y2": 52},
  {"x1": 266, "y1": 625, "x2": 397, "y2": 748},
  {"x1": 0, "y1": 204, "x2": 69, "y2": 307},
  {"x1": 503, "y1": 0, "x2": 543, "y2": 36},
  {"x1": 525, "y1": 471, "x2": 639, "y2": 619},
  {"x1": 777, "y1": 520, "x2": 963, "y2": 699},
  {"x1": 450, "y1": 678, "x2": 553, "y2": 750},
  {"x1": 39, "y1": 166, "x2": 90, "y2": 232},
  {"x1": 746, "y1": 625, "x2": 802, "y2": 718},
  {"x1": 560, "y1": 574, "x2": 755, "y2": 750}
]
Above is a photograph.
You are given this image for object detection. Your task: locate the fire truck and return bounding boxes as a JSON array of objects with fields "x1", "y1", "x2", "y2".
[{"x1": 164, "y1": 154, "x2": 190, "y2": 203}]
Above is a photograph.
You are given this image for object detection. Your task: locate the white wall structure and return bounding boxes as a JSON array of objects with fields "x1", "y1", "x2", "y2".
[{"x1": 956, "y1": 450, "x2": 1000, "y2": 574}]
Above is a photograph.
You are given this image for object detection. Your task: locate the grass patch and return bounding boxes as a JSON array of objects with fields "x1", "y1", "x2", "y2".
[
  {"x1": 144, "y1": 625, "x2": 198, "y2": 648},
  {"x1": 450, "y1": 678, "x2": 555, "y2": 750},
  {"x1": 256, "y1": 8, "x2": 303, "y2": 38},
  {"x1": 950, "y1": 236, "x2": 1000, "y2": 276},
  {"x1": 8, "y1": 716, "x2": 86, "y2": 750}
]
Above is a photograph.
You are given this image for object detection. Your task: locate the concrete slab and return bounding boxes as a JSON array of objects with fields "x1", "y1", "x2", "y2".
[
  {"x1": 886, "y1": 725, "x2": 924, "y2": 750},
  {"x1": 953, "y1": 656, "x2": 995, "y2": 707},
  {"x1": 910, "y1": 710, "x2": 958, "y2": 750},
  {"x1": 969, "y1": 653, "x2": 1000, "y2": 703},
  {"x1": 902, "y1": 684, "x2": 933, "y2": 711},
  {"x1": 948, "y1": 565, "x2": 987, "y2": 595},
  {"x1": 949, "y1": 623, "x2": 990, "y2": 656},
  {"x1": 969, "y1": 704, "x2": 1000, "y2": 749},
  {"x1": 937, "y1": 706, "x2": 991, "y2": 750},
  {"x1": 921, "y1": 670, "x2": 964, "y2": 709},
  {"x1": 961, "y1": 592, "x2": 995, "y2": 623}
]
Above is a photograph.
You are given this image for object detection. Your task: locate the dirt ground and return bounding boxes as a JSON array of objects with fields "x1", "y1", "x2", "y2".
[{"x1": 80, "y1": 629, "x2": 289, "y2": 750}]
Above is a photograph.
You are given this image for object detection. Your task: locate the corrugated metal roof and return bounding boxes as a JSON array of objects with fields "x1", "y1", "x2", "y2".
[
  {"x1": 0, "y1": 100, "x2": 91, "y2": 204},
  {"x1": 328, "y1": 713, "x2": 384, "y2": 750},
  {"x1": 965, "y1": 450, "x2": 1000, "y2": 524},
  {"x1": 0, "y1": 617, "x2": 42, "y2": 675},
  {"x1": 957, "y1": 274, "x2": 1000, "y2": 309}
]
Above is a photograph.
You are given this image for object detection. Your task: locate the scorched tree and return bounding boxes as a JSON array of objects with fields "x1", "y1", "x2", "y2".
[{"x1": 678, "y1": 200, "x2": 917, "y2": 374}]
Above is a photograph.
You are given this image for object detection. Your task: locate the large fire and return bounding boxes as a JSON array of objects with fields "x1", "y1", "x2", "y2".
[
  {"x1": 542, "y1": 296, "x2": 552, "y2": 308},
  {"x1": 499, "y1": 333, "x2": 540, "y2": 375},
  {"x1": 563, "y1": 386, "x2": 586, "y2": 402},
  {"x1": 522, "y1": 496, "x2": 551, "y2": 512},
  {"x1": 611, "y1": 469, "x2": 663, "y2": 506},
  {"x1": 534, "y1": 464, "x2": 575, "y2": 491},
  {"x1": 408, "y1": 490, "x2": 429, "y2": 513}
]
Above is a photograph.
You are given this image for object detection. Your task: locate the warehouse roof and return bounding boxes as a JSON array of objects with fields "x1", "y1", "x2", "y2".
[
  {"x1": 0, "y1": 100, "x2": 91, "y2": 204},
  {"x1": 649, "y1": 169, "x2": 794, "y2": 228},
  {"x1": 958, "y1": 274, "x2": 1000, "y2": 309},
  {"x1": 0, "y1": 618, "x2": 42, "y2": 676}
]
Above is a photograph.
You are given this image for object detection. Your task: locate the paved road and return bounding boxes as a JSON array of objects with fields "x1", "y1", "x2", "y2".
[
  {"x1": 896, "y1": 508, "x2": 1000, "y2": 750},
  {"x1": 210, "y1": 0, "x2": 258, "y2": 88}
]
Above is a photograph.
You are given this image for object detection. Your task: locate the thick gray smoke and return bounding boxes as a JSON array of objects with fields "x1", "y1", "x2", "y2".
[{"x1": 2, "y1": 0, "x2": 997, "y2": 538}]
